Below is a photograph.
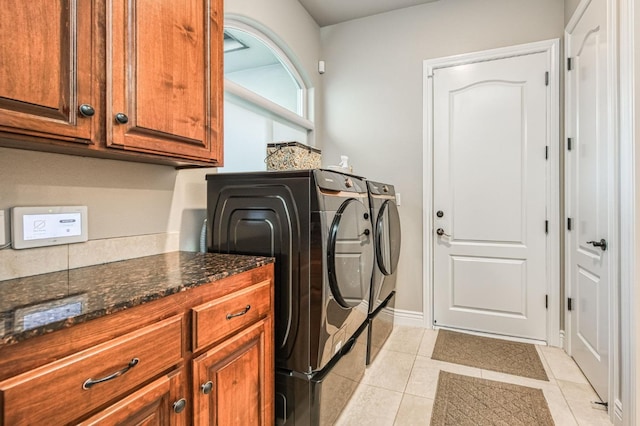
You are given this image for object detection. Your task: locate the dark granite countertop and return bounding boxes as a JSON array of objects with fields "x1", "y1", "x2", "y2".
[{"x1": 0, "y1": 251, "x2": 274, "y2": 347}]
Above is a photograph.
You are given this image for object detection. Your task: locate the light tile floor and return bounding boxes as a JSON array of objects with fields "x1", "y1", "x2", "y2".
[{"x1": 336, "y1": 326, "x2": 613, "y2": 425}]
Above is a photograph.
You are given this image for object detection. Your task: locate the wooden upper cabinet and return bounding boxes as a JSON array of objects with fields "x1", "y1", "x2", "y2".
[
  {"x1": 108, "y1": 0, "x2": 223, "y2": 164},
  {"x1": 0, "y1": 0, "x2": 96, "y2": 144}
]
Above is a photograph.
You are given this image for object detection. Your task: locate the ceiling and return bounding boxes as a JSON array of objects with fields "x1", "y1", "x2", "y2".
[{"x1": 297, "y1": 0, "x2": 440, "y2": 27}]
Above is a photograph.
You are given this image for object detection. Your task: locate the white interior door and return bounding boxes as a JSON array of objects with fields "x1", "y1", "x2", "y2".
[
  {"x1": 566, "y1": 0, "x2": 611, "y2": 402},
  {"x1": 432, "y1": 52, "x2": 550, "y2": 341}
]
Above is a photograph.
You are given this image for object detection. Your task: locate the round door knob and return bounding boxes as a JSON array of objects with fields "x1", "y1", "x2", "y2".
[
  {"x1": 173, "y1": 398, "x2": 187, "y2": 414},
  {"x1": 201, "y1": 381, "x2": 213, "y2": 394},
  {"x1": 79, "y1": 104, "x2": 95, "y2": 117},
  {"x1": 364, "y1": 213, "x2": 369, "y2": 220},
  {"x1": 115, "y1": 113, "x2": 129, "y2": 124},
  {"x1": 436, "y1": 211, "x2": 444, "y2": 218}
]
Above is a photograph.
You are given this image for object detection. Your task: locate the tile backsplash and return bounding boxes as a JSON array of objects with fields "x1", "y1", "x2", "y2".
[{"x1": 0, "y1": 232, "x2": 179, "y2": 281}]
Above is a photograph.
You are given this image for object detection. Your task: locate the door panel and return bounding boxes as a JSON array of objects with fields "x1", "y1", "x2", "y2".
[
  {"x1": 0, "y1": 0, "x2": 94, "y2": 142},
  {"x1": 450, "y1": 83, "x2": 525, "y2": 243},
  {"x1": 433, "y1": 51, "x2": 549, "y2": 340},
  {"x1": 109, "y1": 0, "x2": 222, "y2": 162},
  {"x1": 567, "y1": 0, "x2": 611, "y2": 401},
  {"x1": 450, "y1": 256, "x2": 526, "y2": 316}
]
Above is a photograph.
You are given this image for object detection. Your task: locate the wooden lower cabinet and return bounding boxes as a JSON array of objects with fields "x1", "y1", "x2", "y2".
[
  {"x1": 192, "y1": 317, "x2": 274, "y2": 426},
  {"x1": 78, "y1": 369, "x2": 187, "y2": 426},
  {"x1": 0, "y1": 264, "x2": 274, "y2": 426}
]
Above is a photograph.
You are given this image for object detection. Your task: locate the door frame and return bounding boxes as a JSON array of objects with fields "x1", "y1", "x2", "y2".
[
  {"x1": 565, "y1": 0, "x2": 619, "y2": 419},
  {"x1": 422, "y1": 39, "x2": 561, "y2": 346},
  {"x1": 618, "y1": 0, "x2": 636, "y2": 422}
]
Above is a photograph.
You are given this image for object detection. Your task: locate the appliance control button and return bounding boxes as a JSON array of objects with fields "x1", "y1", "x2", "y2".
[
  {"x1": 345, "y1": 178, "x2": 353, "y2": 188},
  {"x1": 383, "y1": 185, "x2": 389, "y2": 192}
]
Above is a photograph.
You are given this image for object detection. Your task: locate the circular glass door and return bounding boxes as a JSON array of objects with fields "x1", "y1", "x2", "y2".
[
  {"x1": 327, "y1": 198, "x2": 374, "y2": 308},
  {"x1": 376, "y1": 200, "x2": 401, "y2": 276}
]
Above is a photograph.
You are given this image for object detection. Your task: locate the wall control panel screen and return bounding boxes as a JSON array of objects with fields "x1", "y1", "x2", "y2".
[
  {"x1": 12, "y1": 206, "x2": 88, "y2": 249},
  {"x1": 23, "y1": 212, "x2": 83, "y2": 241}
]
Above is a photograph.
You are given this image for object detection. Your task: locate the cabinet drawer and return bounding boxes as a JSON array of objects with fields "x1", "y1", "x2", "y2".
[
  {"x1": 0, "y1": 316, "x2": 183, "y2": 426},
  {"x1": 78, "y1": 369, "x2": 186, "y2": 426},
  {"x1": 192, "y1": 279, "x2": 271, "y2": 352}
]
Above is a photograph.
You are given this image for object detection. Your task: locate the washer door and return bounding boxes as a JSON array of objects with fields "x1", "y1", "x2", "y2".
[
  {"x1": 327, "y1": 198, "x2": 374, "y2": 308},
  {"x1": 375, "y1": 200, "x2": 401, "y2": 276}
]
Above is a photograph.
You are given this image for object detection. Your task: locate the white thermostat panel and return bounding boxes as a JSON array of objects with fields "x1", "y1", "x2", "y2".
[{"x1": 11, "y1": 206, "x2": 88, "y2": 249}]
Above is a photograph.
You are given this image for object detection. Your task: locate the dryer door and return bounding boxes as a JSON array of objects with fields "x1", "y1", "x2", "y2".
[
  {"x1": 375, "y1": 200, "x2": 401, "y2": 276},
  {"x1": 327, "y1": 198, "x2": 374, "y2": 308}
]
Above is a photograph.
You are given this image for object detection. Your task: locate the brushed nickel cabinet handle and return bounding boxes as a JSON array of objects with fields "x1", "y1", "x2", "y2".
[
  {"x1": 226, "y1": 305, "x2": 251, "y2": 320},
  {"x1": 173, "y1": 398, "x2": 187, "y2": 414},
  {"x1": 82, "y1": 358, "x2": 139, "y2": 390},
  {"x1": 201, "y1": 380, "x2": 213, "y2": 394}
]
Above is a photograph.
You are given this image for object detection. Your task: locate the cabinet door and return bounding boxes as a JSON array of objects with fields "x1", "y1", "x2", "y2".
[
  {"x1": 0, "y1": 0, "x2": 96, "y2": 143},
  {"x1": 78, "y1": 369, "x2": 187, "y2": 426},
  {"x1": 193, "y1": 318, "x2": 274, "y2": 426},
  {"x1": 108, "y1": 0, "x2": 223, "y2": 164}
]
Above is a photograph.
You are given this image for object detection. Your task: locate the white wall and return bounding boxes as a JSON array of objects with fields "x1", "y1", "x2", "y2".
[
  {"x1": 0, "y1": 148, "x2": 177, "y2": 240},
  {"x1": 565, "y1": 0, "x2": 582, "y2": 24},
  {"x1": 320, "y1": 0, "x2": 565, "y2": 314},
  {"x1": 0, "y1": 147, "x2": 189, "y2": 279},
  {"x1": 633, "y1": 0, "x2": 640, "y2": 417}
]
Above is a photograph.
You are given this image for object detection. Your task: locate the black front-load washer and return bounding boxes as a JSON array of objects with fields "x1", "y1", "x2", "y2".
[{"x1": 206, "y1": 169, "x2": 373, "y2": 425}]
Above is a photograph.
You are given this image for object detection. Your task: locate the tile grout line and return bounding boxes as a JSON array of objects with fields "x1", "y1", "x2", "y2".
[{"x1": 392, "y1": 329, "x2": 426, "y2": 426}]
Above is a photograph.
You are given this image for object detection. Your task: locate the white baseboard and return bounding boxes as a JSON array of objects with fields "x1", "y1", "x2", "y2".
[
  {"x1": 392, "y1": 308, "x2": 425, "y2": 328},
  {"x1": 613, "y1": 399, "x2": 623, "y2": 424},
  {"x1": 559, "y1": 329, "x2": 566, "y2": 350}
]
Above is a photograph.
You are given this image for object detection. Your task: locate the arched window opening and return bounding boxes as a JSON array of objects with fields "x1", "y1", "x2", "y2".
[{"x1": 221, "y1": 19, "x2": 314, "y2": 172}]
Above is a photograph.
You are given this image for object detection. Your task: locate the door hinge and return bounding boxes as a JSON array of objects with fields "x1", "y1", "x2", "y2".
[
  {"x1": 545, "y1": 294, "x2": 548, "y2": 309},
  {"x1": 545, "y1": 71, "x2": 549, "y2": 86},
  {"x1": 567, "y1": 57, "x2": 573, "y2": 71},
  {"x1": 567, "y1": 217, "x2": 572, "y2": 231},
  {"x1": 545, "y1": 220, "x2": 549, "y2": 234},
  {"x1": 545, "y1": 146, "x2": 549, "y2": 159},
  {"x1": 567, "y1": 137, "x2": 573, "y2": 151},
  {"x1": 568, "y1": 297, "x2": 573, "y2": 311}
]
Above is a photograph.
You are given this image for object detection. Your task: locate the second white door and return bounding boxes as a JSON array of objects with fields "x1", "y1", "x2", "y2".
[
  {"x1": 566, "y1": 0, "x2": 612, "y2": 402},
  {"x1": 432, "y1": 51, "x2": 550, "y2": 341}
]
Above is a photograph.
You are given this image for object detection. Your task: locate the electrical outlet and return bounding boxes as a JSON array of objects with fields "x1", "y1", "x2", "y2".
[{"x1": 0, "y1": 210, "x2": 6, "y2": 246}]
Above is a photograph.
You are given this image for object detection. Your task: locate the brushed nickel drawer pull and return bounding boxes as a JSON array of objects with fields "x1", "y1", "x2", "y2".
[
  {"x1": 226, "y1": 305, "x2": 251, "y2": 320},
  {"x1": 82, "y1": 358, "x2": 139, "y2": 390}
]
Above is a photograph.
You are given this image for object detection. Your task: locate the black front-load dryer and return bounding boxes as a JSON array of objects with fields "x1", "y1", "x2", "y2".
[
  {"x1": 365, "y1": 180, "x2": 401, "y2": 365},
  {"x1": 206, "y1": 169, "x2": 373, "y2": 425}
]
